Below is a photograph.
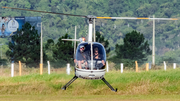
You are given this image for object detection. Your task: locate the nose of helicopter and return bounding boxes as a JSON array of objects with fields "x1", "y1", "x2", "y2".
[{"x1": 75, "y1": 68, "x2": 105, "y2": 79}]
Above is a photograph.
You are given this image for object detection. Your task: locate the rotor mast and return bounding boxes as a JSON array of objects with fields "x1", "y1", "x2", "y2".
[
  {"x1": 87, "y1": 15, "x2": 96, "y2": 70},
  {"x1": 87, "y1": 15, "x2": 96, "y2": 42}
]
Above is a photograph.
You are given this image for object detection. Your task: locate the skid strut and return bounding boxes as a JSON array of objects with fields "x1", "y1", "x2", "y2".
[
  {"x1": 101, "y1": 77, "x2": 117, "y2": 92},
  {"x1": 61, "y1": 76, "x2": 78, "y2": 90}
]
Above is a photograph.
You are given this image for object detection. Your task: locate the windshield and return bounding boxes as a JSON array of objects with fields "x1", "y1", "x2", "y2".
[{"x1": 75, "y1": 42, "x2": 106, "y2": 70}]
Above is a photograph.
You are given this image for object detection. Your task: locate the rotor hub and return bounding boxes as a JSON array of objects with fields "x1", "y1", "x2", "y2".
[{"x1": 86, "y1": 15, "x2": 96, "y2": 24}]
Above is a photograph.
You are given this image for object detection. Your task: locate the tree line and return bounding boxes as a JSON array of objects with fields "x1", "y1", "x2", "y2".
[
  {"x1": 5, "y1": 22, "x2": 152, "y2": 68},
  {"x1": 0, "y1": 0, "x2": 179, "y2": 57},
  {"x1": 1, "y1": 0, "x2": 180, "y2": 66}
]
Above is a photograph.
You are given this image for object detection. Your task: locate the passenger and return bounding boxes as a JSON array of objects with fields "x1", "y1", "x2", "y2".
[
  {"x1": 77, "y1": 45, "x2": 88, "y2": 69},
  {"x1": 93, "y1": 47, "x2": 105, "y2": 69}
]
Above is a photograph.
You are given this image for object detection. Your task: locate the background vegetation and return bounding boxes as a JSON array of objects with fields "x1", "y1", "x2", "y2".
[{"x1": 0, "y1": 0, "x2": 180, "y2": 66}]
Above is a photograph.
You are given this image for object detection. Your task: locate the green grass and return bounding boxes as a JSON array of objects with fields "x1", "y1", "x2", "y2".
[
  {"x1": 0, "y1": 95, "x2": 180, "y2": 101},
  {"x1": 0, "y1": 68, "x2": 180, "y2": 96}
]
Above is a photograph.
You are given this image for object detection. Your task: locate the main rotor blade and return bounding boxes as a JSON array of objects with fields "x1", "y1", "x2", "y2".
[
  {"x1": 3, "y1": 6, "x2": 178, "y2": 20},
  {"x1": 96, "y1": 17, "x2": 178, "y2": 20},
  {"x1": 2, "y1": 6, "x2": 86, "y2": 18}
]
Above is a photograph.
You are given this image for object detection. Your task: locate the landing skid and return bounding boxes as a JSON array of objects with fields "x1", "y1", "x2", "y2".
[
  {"x1": 101, "y1": 77, "x2": 117, "y2": 92},
  {"x1": 61, "y1": 76, "x2": 117, "y2": 92},
  {"x1": 61, "y1": 76, "x2": 78, "y2": 90}
]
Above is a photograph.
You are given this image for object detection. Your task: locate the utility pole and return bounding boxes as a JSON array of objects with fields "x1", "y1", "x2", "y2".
[
  {"x1": 0, "y1": 44, "x2": 4, "y2": 68},
  {"x1": 152, "y1": 15, "x2": 155, "y2": 66},
  {"x1": 94, "y1": 19, "x2": 96, "y2": 42},
  {"x1": 74, "y1": 26, "x2": 76, "y2": 56},
  {"x1": 0, "y1": 44, "x2": 3, "y2": 58},
  {"x1": 40, "y1": 22, "x2": 43, "y2": 75}
]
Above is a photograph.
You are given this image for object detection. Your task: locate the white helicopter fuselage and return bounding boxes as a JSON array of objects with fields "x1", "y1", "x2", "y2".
[
  {"x1": 75, "y1": 42, "x2": 107, "y2": 79},
  {"x1": 75, "y1": 68, "x2": 105, "y2": 79}
]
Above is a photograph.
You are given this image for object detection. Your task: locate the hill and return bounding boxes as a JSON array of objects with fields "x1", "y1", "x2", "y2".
[{"x1": 0, "y1": 0, "x2": 180, "y2": 63}]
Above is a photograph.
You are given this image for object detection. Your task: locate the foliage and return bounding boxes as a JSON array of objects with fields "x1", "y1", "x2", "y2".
[
  {"x1": 6, "y1": 22, "x2": 47, "y2": 66},
  {"x1": 115, "y1": 30, "x2": 151, "y2": 67},
  {"x1": 45, "y1": 33, "x2": 74, "y2": 63},
  {"x1": 159, "y1": 50, "x2": 180, "y2": 64},
  {"x1": 0, "y1": 58, "x2": 7, "y2": 66},
  {"x1": 95, "y1": 31, "x2": 110, "y2": 55},
  {"x1": 0, "y1": 0, "x2": 180, "y2": 63},
  {"x1": 45, "y1": 39, "x2": 54, "y2": 61}
]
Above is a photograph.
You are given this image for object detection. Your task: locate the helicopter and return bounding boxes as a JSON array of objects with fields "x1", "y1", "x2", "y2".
[{"x1": 2, "y1": 6, "x2": 178, "y2": 92}]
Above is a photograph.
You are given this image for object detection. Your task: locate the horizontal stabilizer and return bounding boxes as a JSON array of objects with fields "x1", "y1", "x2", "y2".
[{"x1": 62, "y1": 39, "x2": 80, "y2": 41}]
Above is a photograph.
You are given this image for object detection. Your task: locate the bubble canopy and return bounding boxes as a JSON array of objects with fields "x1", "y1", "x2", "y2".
[{"x1": 75, "y1": 42, "x2": 106, "y2": 70}]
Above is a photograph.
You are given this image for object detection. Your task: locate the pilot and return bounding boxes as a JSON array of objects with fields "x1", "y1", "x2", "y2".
[
  {"x1": 93, "y1": 47, "x2": 105, "y2": 69},
  {"x1": 77, "y1": 45, "x2": 88, "y2": 69}
]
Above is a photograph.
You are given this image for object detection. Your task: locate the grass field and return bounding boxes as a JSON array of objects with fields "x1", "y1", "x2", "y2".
[
  {"x1": 0, "y1": 68, "x2": 180, "y2": 100},
  {"x1": 0, "y1": 95, "x2": 180, "y2": 101}
]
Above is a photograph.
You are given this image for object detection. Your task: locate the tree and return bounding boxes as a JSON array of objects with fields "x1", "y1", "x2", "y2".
[
  {"x1": 1, "y1": 0, "x2": 179, "y2": 66},
  {"x1": 95, "y1": 31, "x2": 110, "y2": 55},
  {"x1": 45, "y1": 33, "x2": 74, "y2": 62},
  {"x1": 115, "y1": 30, "x2": 151, "y2": 64},
  {"x1": 6, "y1": 22, "x2": 46, "y2": 66},
  {"x1": 161, "y1": 50, "x2": 180, "y2": 63},
  {"x1": 0, "y1": 58, "x2": 7, "y2": 66},
  {"x1": 45, "y1": 39, "x2": 54, "y2": 61}
]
